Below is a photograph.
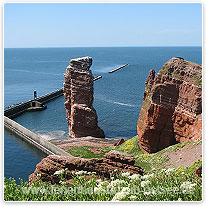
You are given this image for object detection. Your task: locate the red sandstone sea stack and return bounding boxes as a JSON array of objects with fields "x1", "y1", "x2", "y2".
[
  {"x1": 63, "y1": 56, "x2": 105, "y2": 138},
  {"x1": 137, "y1": 57, "x2": 202, "y2": 153}
]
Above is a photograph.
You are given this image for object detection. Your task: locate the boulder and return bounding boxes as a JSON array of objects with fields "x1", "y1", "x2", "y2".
[
  {"x1": 104, "y1": 150, "x2": 135, "y2": 166},
  {"x1": 29, "y1": 154, "x2": 143, "y2": 184}
]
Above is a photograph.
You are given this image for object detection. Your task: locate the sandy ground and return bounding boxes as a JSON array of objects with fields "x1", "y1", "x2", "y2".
[
  {"x1": 164, "y1": 144, "x2": 202, "y2": 168},
  {"x1": 49, "y1": 136, "x2": 119, "y2": 151}
]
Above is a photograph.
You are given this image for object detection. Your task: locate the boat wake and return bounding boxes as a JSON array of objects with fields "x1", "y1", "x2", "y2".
[
  {"x1": 96, "y1": 96, "x2": 136, "y2": 107},
  {"x1": 113, "y1": 101, "x2": 136, "y2": 107},
  {"x1": 94, "y1": 65, "x2": 122, "y2": 73}
]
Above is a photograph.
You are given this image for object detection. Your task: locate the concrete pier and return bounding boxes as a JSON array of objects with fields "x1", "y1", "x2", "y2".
[
  {"x1": 93, "y1": 75, "x2": 102, "y2": 81},
  {"x1": 4, "y1": 116, "x2": 72, "y2": 156},
  {"x1": 4, "y1": 74, "x2": 103, "y2": 158},
  {"x1": 4, "y1": 88, "x2": 63, "y2": 119},
  {"x1": 5, "y1": 75, "x2": 103, "y2": 119},
  {"x1": 108, "y1": 64, "x2": 129, "y2": 73}
]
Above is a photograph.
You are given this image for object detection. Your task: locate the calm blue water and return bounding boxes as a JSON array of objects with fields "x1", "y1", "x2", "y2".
[{"x1": 4, "y1": 47, "x2": 202, "y2": 182}]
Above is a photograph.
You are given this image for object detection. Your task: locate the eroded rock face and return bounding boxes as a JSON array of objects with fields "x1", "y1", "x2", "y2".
[
  {"x1": 63, "y1": 56, "x2": 105, "y2": 138},
  {"x1": 104, "y1": 150, "x2": 135, "y2": 165},
  {"x1": 29, "y1": 153, "x2": 143, "y2": 184},
  {"x1": 114, "y1": 138, "x2": 125, "y2": 146},
  {"x1": 137, "y1": 58, "x2": 202, "y2": 153}
]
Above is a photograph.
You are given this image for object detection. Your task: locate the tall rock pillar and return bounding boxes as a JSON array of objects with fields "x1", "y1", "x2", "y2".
[{"x1": 63, "y1": 56, "x2": 105, "y2": 138}]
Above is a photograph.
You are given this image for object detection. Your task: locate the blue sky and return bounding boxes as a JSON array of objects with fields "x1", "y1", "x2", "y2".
[{"x1": 4, "y1": 3, "x2": 202, "y2": 48}]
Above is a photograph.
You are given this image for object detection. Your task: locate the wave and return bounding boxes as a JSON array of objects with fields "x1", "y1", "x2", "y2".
[
  {"x1": 96, "y1": 96, "x2": 136, "y2": 107},
  {"x1": 17, "y1": 60, "x2": 68, "y2": 63},
  {"x1": 36, "y1": 130, "x2": 67, "y2": 140},
  {"x1": 38, "y1": 134, "x2": 53, "y2": 140},
  {"x1": 6, "y1": 69, "x2": 63, "y2": 76},
  {"x1": 113, "y1": 101, "x2": 136, "y2": 107},
  {"x1": 107, "y1": 136, "x2": 131, "y2": 140}
]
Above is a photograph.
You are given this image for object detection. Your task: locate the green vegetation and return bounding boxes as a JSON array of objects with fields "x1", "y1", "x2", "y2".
[
  {"x1": 116, "y1": 135, "x2": 143, "y2": 156},
  {"x1": 4, "y1": 161, "x2": 202, "y2": 201},
  {"x1": 4, "y1": 136, "x2": 202, "y2": 201},
  {"x1": 159, "y1": 63, "x2": 171, "y2": 75},
  {"x1": 184, "y1": 60, "x2": 201, "y2": 65},
  {"x1": 116, "y1": 136, "x2": 202, "y2": 172},
  {"x1": 158, "y1": 61, "x2": 202, "y2": 88},
  {"x1": 66, "y1": 145, "x2": 115, "y2": 158},
  {"x1": 193, "y1": 76, "x2": 202, "y2": 88}
]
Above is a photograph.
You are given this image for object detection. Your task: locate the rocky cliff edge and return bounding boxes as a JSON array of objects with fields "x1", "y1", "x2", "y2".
[{"x1": 137, "y1": 57, "x2": 202, "y2": 153}]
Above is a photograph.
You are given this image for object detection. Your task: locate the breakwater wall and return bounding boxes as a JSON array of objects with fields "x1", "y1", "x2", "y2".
[
  {"x1": 93, "y1": 75, "x2": 102, "y2": 81},
  {"x1": 108, "y1": 64, "x2": 128, "y2": 73},
  {"x1": 4, "y1": 116, "x2": 72, "y2": 156},
  {"x1": 5, "y1": 74, "x2": 103, "y2": 119},
  {"x1": 36, "y1": 88, "x2": 63, "y2": 104},
  {"x1": 4, "y1": 88, "x2": 63, "y2": 119}
]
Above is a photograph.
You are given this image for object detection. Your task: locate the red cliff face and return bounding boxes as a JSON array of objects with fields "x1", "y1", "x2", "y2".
[
  {"x1": 137, "y1": 57, "x2": 202, "y2": 153},
  {"x1": 63, "y1": 56, "x2": 105, "y2": 138}
]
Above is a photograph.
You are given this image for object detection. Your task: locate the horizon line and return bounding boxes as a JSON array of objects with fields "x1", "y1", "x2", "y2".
[{"x1": 4, "y1": 45, "x2": 202, "y2": 49}]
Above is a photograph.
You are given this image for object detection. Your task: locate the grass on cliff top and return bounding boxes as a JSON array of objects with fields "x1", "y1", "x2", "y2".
[
  {"x1": 66, "y1": 145, "x2": 115, "y2": 158},
  {"x1": 158, "y1": 61, "x2": 202, "y2": 88},
  {"x1": 4, "y1": 137, "x2": 202, "y2": 201},
  {"x1": 4, "y1": 159, "x2": 202, "y2": 201},
  {"x1": 115, "y1": 136, "x2": 202, "y2": 172},
  {"x1": 115, "y1": 135, "x2": 143, "y2": 156},
  {"x1": 65, "y1": 136, "x2": 201, "y2": 171}
]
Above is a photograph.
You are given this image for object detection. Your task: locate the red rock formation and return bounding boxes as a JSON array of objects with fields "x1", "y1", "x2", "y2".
[
  {"x1": 137, "y1": 57, "x2": 202, "y2": 153},
  {"x1": 29, "y1": 152, "x2": 143, "y2": 184},
  {"x1": 195, "y1": 165, "x2": 202, "y2": 178},
  {"x1": 114, "y1": 138, "x2": 125, "y2": 146},
  {"x1": 104, "y1": 150, "x2": 135, "y2": 165},
  {"x1": 63, "y1": 56, "x2": 105, "y2": 138}
]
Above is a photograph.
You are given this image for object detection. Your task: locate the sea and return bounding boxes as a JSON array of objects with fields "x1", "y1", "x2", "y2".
[{"x1": 4, "y1": 47, "x2": 202, "y2": 183}]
